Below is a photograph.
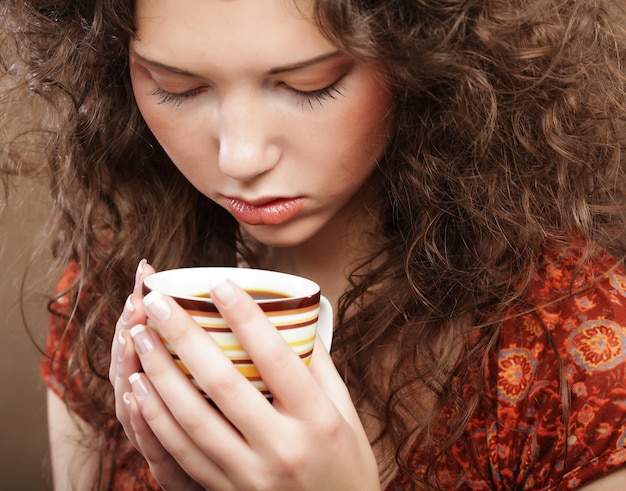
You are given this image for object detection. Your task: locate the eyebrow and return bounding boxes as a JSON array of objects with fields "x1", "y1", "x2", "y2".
[
  {"x1": 131, "y1": 50, "x2": 202, "y2": 77},
  {"x1": 268, "y1": 51, "x2": 343, "y2": 74},
  {"x1": 130, "y1": 49, "x2": 343, "y2": 77}
]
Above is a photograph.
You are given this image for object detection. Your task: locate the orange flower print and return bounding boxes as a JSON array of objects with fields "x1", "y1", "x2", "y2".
[
  {"x1": 570, "y1": 320, "x2": 626, "y2": 371},
  {"x1": 498, "y1": 348, "x2": 536, "y2": 403},
  {"x1": 546, "y1": 263, "x2": 564, "y2": 284},
  {"x1": 574, "y1": 295, "x2": 596, "y2": 312},
  {"x1": 608, "y1": 446, "x2": 626, "y2": 466},
  {"x1": 488, "y1": 423, "x2": 509, "y2": 468},
  {"x1": 608, "y1": 272, "x2": 626, "y2": 298},
  {"x1": 577, "y1": 403, "x2": 595, "y2": 426},
  {"x1": 595, "y1": 422, "x2": 611, "y2": 438},
  {"x1": 572, "y1": 382, "x2": 588, "y2": 398},
  {"x1": 519, "y1": 433, "x2": 540, "y2": 477},
  {"x1": 534, "y1": 309, "x2": 561, "y2": 332}
]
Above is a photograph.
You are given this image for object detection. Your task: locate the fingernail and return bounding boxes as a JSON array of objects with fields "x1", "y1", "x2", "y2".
[
  {"x1": 143, "y1": 291, "x2": 172, "y2": 322},
  {"x1": 129, "y1": 372, "x2": 148, "y2": 400},
  {"x1": 117, "y1": 330, "x2": 127, "y2": 361},
  {"x1": 210, "y1": 279, "x2": 237, "y2": 307},
  {"x1": 122, "y1": 392, "x2": 132, "y2": 406},
  {"x1": 130, "y1": 324, "x2": 154, "y2": 356},
  {"x1": 135, "y1": 258, "x2": 147, "y2": 285},
  {"x1": 121, "y1": 295, "x2": 135, "y2": 325}
]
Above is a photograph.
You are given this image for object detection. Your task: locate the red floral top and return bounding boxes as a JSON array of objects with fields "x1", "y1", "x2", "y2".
[{"x1": 42, "y1": 242, "x2": 626, "y2": 490}]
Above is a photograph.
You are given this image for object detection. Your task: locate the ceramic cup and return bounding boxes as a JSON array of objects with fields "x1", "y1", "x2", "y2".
[{"x1": 143, "y1": 267, "x2": 333, "y2": 399}]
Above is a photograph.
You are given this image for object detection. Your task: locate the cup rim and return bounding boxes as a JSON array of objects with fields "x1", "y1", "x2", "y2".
[{"x1": 143, "y1": 266, "x2": 321, "y2": 312}]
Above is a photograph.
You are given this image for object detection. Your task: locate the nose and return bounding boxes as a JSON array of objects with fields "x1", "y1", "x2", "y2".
[{"x1": 216, "y1": 92, "x2": 281, "y2": 182}]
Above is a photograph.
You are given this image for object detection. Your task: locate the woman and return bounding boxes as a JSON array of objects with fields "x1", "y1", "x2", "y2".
[{"x1": 2, "y1": 0, "x2": 626, "y2": 489}]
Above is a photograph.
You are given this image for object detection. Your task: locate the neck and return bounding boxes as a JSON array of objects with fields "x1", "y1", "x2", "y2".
[
  {"x1": 273, "y1": 244, "x2": 353, "y2": 311},
  {"x1": 249, "y1": 195, "x2": 382, "y2": 311}
]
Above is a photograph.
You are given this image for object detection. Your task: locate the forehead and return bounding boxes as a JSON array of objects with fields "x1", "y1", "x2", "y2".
[{"x1": 132, "y1": 0, "x2": 334, "y2": 73}]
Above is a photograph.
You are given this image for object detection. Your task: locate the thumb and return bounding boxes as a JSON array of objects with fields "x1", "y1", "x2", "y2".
[{"x1": 308, "y1": 336, "x2": 361, "y2": 425}]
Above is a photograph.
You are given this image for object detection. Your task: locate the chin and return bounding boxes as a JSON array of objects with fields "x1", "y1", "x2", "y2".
[{"x1": 241, "y1": 222, "x2": 319, "y2": 249}]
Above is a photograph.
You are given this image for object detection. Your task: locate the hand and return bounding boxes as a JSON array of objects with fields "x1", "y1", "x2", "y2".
[
  {"x1": 109, "y1": 259, "x2": 151, "y2": 438},
  {"x1": 109, "y1": 260, "x2": 205, "y2": 489},
  {"x1": 124, "y1": 274, "x2": 380, "y2": 490}
]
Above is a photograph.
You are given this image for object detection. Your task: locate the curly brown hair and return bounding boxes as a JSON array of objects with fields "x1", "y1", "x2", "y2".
[{"x1": 2, "y1": 0, "x2": 626, "y2": 489}]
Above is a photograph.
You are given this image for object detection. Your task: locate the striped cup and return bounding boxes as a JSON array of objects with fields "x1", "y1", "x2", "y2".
[{"x1": 143, "y1": 267, "x2": 333, "y2": 399}]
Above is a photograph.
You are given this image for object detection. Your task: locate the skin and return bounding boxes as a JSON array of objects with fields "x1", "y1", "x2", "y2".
[
  {"x1": 51, "y1": 0, "x2": 626, "y2": 489},
  {"x1": 127, "y1": 0, "x2": 392, "y2": 306},
  {"x1": 47, "y1": 392, "x2": 100, "y2": 490},
  {"x1": 110, "y1": 0, "x2": 387, "y2": 489},
  {"x1": 107, "y1": 274, "x2": 626, "y2": 491},
  {"x1": 109, "y1": 264, "x2": 380, "y2": 490}
]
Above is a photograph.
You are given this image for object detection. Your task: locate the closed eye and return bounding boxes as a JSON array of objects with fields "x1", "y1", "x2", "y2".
[
  {"x1": 150, "y1": 86, "x2": 206, "y2": 107},
  {"x1": 283, "y1": 82, "x2": 345, "y2": 109}
]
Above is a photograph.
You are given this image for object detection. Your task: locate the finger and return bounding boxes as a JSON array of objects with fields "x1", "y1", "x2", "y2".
[
  {"x1": 115, "y1": 375, "x2": 139, "y2": 452},
  {"x1": 141, "y1": 291, "x2": 274, "y2": 432},
  {"x1": 134, "y1": 259, "x2": 156, "y2": 298},
  {"x1": 308, "y1": 335, "x2": 361, "y2": 425},
  {"x1": 307, "y1": 336, "x2": 374, "y2": 470},
  {"x1": 125, "y1": 391, "x2": 205, "y2": 491},
  {"x1": 128, "y1": 371, "x2": 234, "y2": 491},
  {"x1": 109, "y1": 294, "x2": 145, "y2": 384},
  {"x1": 128, "y1": 322, "x2": 255, "y2": 474},
  {"x1": 210, "y1": 280, "x2": 329, "y2": 416},
  {"x1": 110, "y1": 260, "x2": 152, "y2": 384},
  {"x1": 109, "y1": 295, "x2": 133, "y2": 383},
  {"x1": 113, "y1": 326, "x2": 144, "y2": 446},
  {"x1": 115, "y1": 391, "x2": 139, "y2": 451}
]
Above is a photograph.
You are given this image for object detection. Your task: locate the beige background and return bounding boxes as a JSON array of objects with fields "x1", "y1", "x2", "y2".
[{"x1": 1, "y1": 177, "x2": 53, "y2": 490}]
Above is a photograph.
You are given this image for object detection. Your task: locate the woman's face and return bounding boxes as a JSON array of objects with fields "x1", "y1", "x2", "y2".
[{"x1": 130, "y1": 0, "x2": 392, "y2": 249}]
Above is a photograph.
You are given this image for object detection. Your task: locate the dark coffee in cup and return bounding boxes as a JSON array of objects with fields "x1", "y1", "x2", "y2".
[{"x1": 195, "y1": 290, "x2": 289, "y2": 301}]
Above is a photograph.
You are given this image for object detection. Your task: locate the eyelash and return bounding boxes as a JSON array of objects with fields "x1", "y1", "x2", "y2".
[
  {"x1": 150, "y1": 82, "x2": 344, "y2": 108},
  {"x1": 287, "y1": 83, "x2": 345, "y2": 109},
  {"x1": 150, "y1": 87, "x2": 204, "y2": 107}
]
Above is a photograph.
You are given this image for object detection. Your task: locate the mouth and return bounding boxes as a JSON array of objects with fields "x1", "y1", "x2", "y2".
[{"x1": 224, "y1": 196, "x2": 305, "y2": 226}]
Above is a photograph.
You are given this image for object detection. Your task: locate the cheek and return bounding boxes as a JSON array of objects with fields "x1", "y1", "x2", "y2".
[
  {"x1": 132, "y1": 93, "x2": 208, "y2": 173},
  {"x1": 356, "y1": 83, "x2": 393, "y2": 149},
  {"x1": 330, "y1": 86, "x2": 392, "y2": 171},
  {"x1": 132, "y1": 80, "x2": 170, "y2": 144},
  {"x1": 131, "y1": 71, "x2": 190, "y2": 156}
]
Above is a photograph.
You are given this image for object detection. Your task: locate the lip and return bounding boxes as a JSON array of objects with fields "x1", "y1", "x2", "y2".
[{"x1": 224, "y1": 196, "x2": 305, "y2": 225}]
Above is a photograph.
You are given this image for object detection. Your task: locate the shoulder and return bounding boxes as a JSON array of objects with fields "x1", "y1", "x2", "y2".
[
  {"x1": 41, "y1": 260, "x2": 94, "y2": 422},
  {"x1": 500, "y1": 241, "x2": 626, "y2": 387},
  {"x1": 491, "y1": 240, "x2": 626, "y2": 489},
  {"x1": 43, "y1": 260, "x2": 82, "y2": 373},
  {"x1": 48, "y1": 260, "x2": 81, "y2": 316},
  {"x1": 525, "y1": 240, "x2": 626, "y2": 309}
]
